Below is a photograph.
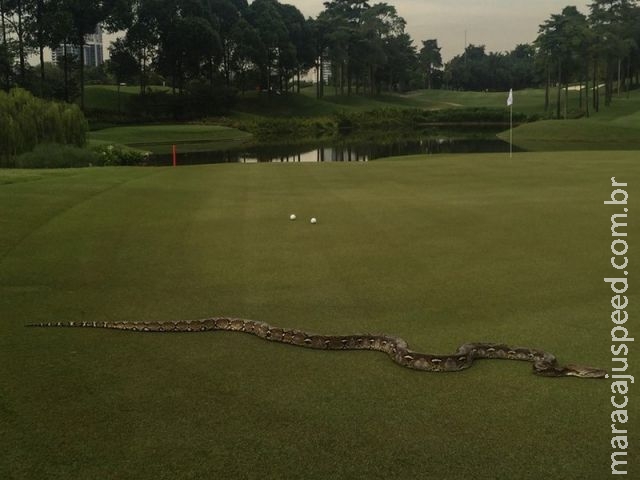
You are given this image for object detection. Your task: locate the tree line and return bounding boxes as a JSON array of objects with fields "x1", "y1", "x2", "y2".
[
  {"x1": 0, "y1": 0, "x2": 638, "y2": 118},
  {"x1": 535, "y1": 1, "x2": 640, "y2": 117}
]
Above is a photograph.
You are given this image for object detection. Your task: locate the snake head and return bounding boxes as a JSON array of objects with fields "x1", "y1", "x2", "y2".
[{"x1": 564, "y1": 364, "x2": 608, "y2": 379}]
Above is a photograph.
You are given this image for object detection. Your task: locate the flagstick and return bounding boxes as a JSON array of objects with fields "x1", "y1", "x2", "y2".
[{"x1": 509, "y1": 103, "x2": 513, "y2": 159}]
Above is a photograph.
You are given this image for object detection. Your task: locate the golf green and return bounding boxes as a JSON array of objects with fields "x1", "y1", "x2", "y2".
[
  {"x1": 1, "y1": 152, "x2": 637, "y2": 479},
  {"x1": 88, "y1": 124, "x2": 253, "y2": 154}
]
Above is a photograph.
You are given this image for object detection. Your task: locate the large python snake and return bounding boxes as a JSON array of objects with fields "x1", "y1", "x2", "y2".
[{"x1": 28, "y1": 317, "x2": 607, "y2": 378}]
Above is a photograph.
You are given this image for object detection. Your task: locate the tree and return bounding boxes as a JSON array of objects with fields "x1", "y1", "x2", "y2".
[
  {"x1": 359, "y1": 2, "x2": 404, "y2": 95},
  {"x1": 228, "y1": 17, "x2": 262, "y2": 93},
  {"x1": 0, "y1": 41, "x2": 12, "y2": 90},
  {"x1": 419, "y1": 39, "x2": 442, "y2": 89},
  {"x1": 446, "y1": 44, "x2": 490, "y2": 91},
  {"x1": 116, "y1": 0, "x2": 166, "y2": 96},
  {"x1": 6, "y1": 0, "x2": 453, "y2": 105},
  {"x1": 108, "y1": 37, "x2": 139, "y2": 84},
  {"x1": 65, "y1": 0, "x2": 130, "y2": 110},
  {"x1": 21, "y1": 0, "x2": 63, "y2": 87},
  {"x1": 206, "y1": 0, "x2": 242, "y2": 86},
  {"x1": 589, "y1": 0, "x2": 638, "y2": 106},
  {"x1": 46, "y1": 6, "x2": 74, "y2": 101},
  {"x1": 305, "y1": 15, "x2": 328, "y2": 98},
  {"x1": 381, "y1": 32, "x2": 416, "y2": 92},
  {"x1": 0, "y1": 0, "x2": 14, "y2": 89},
  {"x1": 0, "y1": 0, "x2": 6, "y2": 46},
  {"x1": 277, "y1": 2, "x2": 310, "y2": 92},
  {"x1": 247, "y1": 0, "x2": 287, "y2": 92},
  {"x1": 3, "y1": 1, "x2": 26, "y2": 83},
  {"x1": 536, "y1": 6, "x2": 588, "y2": 118},
  {"x1": 318, "y1": 6, "x2": 348, "y2": 96},
  {"x1": 158, "y1": 15, "x2": 219, "y2": 93},
  {"x1": 509, "y1": 44, "x2": 536, "y2": 90},
  {"x1": 321, "y1": 1, "x2": 412, "y2": 95}
]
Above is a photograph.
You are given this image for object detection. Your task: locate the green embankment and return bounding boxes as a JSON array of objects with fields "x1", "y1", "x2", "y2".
[
  {"x1": 1, "y1": 152, "x2": 637, "y2": 479},
  {"x1": 84, "y1": 84, "x2": 170, "y2": 113},
  {"x1": 499, "y1": 89, "x2": 640, "y2": 151},
  {"x1": 85, "y1": 84, "x2": 553, "y2": 119}
]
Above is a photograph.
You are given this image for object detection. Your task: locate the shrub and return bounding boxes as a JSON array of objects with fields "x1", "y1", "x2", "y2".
[
  {"x1": 12, "y1": 143, "x2": 150, "y2": 169},
  {"x1": 0, "y1": 88, "x2": 88, "y2": 162},
  {"x1": 333, "y1": 107, "x2": 531, "y2": 132},
  {"x1": 14, "y1": 144, "x2": 101, "y2": 168},
  {"x1": 90, "y1": 144, "x2": 149, "y2": 166}
]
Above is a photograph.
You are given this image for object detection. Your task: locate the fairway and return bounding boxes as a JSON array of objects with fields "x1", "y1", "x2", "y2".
[{"x1": 1, "y1": 153, "x2": 638, "y2": 479}]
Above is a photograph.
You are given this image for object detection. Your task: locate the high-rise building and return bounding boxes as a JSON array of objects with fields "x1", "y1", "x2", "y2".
[{"x1": 51, "y1": 26, "x2": 104, "y2": 67}]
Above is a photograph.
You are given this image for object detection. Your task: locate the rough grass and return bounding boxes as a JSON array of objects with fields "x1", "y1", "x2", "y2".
[
  {"x1": 84, "y1": 84, "x2": 170, "y2": 113},
  {"x1": 1, "y1": 152, "x2": 637, "y2": 479}
]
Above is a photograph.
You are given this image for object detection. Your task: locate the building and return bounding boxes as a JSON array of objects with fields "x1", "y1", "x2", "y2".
[{"x1": 51, "y1": 26, "x2": 104, "y2": 67}]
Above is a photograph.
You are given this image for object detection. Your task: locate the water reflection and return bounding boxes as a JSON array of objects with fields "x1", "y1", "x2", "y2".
[{"x1": 149, "y1": 132, "x2": 523, "y2": 166}]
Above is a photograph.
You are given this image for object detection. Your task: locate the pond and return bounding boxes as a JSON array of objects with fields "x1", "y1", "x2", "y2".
[{"x1": 148, "y1": 127, "x2": 523, "y2": 166}]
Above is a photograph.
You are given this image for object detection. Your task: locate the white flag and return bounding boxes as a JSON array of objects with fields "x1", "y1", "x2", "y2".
[{"x1": 507, "y1": 89, "x2": 513, "y2": 106}]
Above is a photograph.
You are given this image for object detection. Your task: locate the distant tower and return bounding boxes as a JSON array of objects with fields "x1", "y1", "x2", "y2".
[{"x1": 51, "y1": 26, "x2": 104, "y2": 67}]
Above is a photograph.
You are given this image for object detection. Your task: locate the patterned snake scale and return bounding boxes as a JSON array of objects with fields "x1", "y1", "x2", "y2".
[{"x1": 28, "y1": 317, "x2": 607, "y2": 378}]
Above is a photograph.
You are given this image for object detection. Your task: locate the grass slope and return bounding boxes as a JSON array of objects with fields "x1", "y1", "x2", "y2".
[
  {"x1": 84, "y1": 84, "x2": 170, "y2": 113},
  {"x1": 500, "y1": 89, "x2": 640, "y2": 151},
  {"x1": 85, "y1": 84, "x2": 556, "y2": 120},
  {"x1": 233, "y1": 87, "x2": 559, "y2": 118},
  {"x1": 1, "y1": 153, "x2": 637, "y2": 479}
]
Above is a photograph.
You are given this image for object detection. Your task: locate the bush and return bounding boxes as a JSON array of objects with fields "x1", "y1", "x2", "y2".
[
  {"x1": 90, "y1": 144, "x2": 149, "y2": 166},
  {"x1": 14, "y1": 144, "x2": 101, "y2": 168},
  {"x1": 334, "y1": 107, "x2": 531, "y2": 132},
  {"x1": 0, "y1": 88, "x2": 88, "y2": 162},
  {"x1": 12, "y1": 142, "x2": 150, "y2": 169}
]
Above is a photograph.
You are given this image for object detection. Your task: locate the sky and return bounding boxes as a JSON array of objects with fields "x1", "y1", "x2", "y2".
[{"x1": 289, "y1": 0, "x2": 592, "y2": 60}]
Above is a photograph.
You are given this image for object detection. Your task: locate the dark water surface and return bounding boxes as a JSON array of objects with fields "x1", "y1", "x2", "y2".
[{"x1": 148, "y1": 128, "x2": 523, "y2": 166}]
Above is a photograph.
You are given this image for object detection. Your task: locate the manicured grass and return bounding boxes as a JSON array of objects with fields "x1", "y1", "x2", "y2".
[
  {"x1": 1, "y1": 152, "x2": 637, "y2": 479},
  {"x1": 500, "y1": 89, "x2": 640, "y2": 151},
  {"x1": 499, "y1": 120, "x2": 640, "y2": 151},
  {"x1": 88, "y1": 124, "x2": 253, "y2": 154}
]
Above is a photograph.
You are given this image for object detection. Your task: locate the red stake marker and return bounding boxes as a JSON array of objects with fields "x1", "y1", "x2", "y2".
[{"x1": 172, "y1": 144, "x2": 177, "y2": 167}]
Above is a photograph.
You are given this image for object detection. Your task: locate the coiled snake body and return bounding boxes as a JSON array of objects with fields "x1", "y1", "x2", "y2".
[{"x1": 28, "y1": 317, "x2": 607, "y2": 378}]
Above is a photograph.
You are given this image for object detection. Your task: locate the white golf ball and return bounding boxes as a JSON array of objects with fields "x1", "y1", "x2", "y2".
[
  {"x1": 290, "y1": 214, "x2": 296, "y2": 221},
  {"x1": 310, "y1": 217, "x2": 317, "y2": 224}
]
